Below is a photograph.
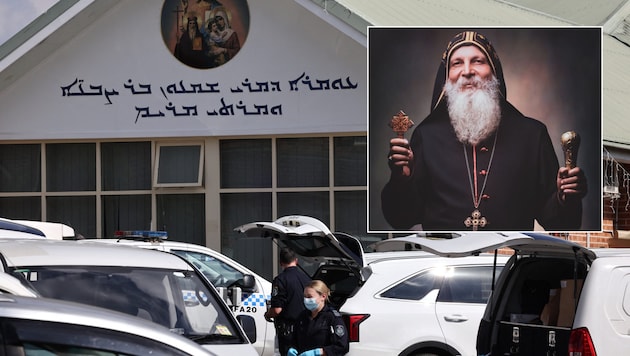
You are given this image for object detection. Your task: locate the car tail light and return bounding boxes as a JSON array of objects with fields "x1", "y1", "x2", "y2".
[
  {"x1": 342, "y1": 314, "x2": 370, "y2": 342},
  {"x1": 568, "y1": 327, "x2": 596, "y2": 356}
]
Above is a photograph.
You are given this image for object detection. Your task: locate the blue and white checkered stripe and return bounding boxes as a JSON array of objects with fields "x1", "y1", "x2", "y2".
[{"x1": 241, "y1": 293, "x2": 271, "y2": 307}]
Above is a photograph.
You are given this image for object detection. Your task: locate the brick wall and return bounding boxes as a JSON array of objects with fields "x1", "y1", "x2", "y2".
[{"x1": 564, "y1": 162, "x2": 630, "y2": 248}]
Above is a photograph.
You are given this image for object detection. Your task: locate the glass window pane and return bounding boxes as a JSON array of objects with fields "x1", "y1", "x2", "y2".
[
  {"x1": 438, "y1": 266, "x2": 504, "y2": 304},
  {"x1": 334, "y1": 190, "x2": 385, "y2": 247},
  {"x1": 381, "y1": 270, "x2": 442, "y2": 300},
  {"x1": 102, "y1": 142, "x2": 151, "y2": 191},
  {"x1": 0, "y1": 196, "x2": 41, "y2": 220},
  {"x1": 0, "y1": 144, "x2": 41, "y2": 192},
  {"x1": 278, "y1": 191, "x2": 329, "y2": 225},
  {"x1": 220, "y1": 139, "x2": 272, "y2": 188},
  {"x1": 334, "y1": 136, "x2": 367, "y2": 186},
  {"x1": 47, "y1": 196, "x2": 96, "y2": 238},
  {"x1": 156, "y1": 145, "x2": 202, "y2": 185},
  {"x1": 102, "y1": 195, "x2": 152, "y2": 237},
  {"x1": 277, "y1": 138, "x2": 328, "y2": 187},
  {"x1": 46, "y1": 143, "x2": 96, "y2": 192},
  {"x1": 221, "y1": 192, "x2": 273, "y2": 281},
  {"x1": 156, "y1": 194, "x2": 205, "y2": 245}
]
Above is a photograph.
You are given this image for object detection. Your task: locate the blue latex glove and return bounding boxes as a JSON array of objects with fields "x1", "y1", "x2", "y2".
[
  {"x1": 299, "y1": 349, "x2": 322, "y2": 356},
  {"x1": 287, "y1": 348, "x2": 299, "y2": 356}
]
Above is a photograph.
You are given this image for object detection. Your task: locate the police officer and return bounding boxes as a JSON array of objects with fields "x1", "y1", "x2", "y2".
[
  {"x1": 265, "y1": 247, "x2": 311, "y2": 356},
  {"x1": 287, "y1": 280, "x2": 349, "y2": 356}
]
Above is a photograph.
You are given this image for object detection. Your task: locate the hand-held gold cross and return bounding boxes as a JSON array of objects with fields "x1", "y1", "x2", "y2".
[{"x1": 389, "y1": 110, "x2": 415, "y2": 177}]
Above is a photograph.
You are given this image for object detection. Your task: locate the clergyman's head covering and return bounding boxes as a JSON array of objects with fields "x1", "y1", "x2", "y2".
[{"x1": 431, "y1": 31, "x2": 507, "y2": 111}]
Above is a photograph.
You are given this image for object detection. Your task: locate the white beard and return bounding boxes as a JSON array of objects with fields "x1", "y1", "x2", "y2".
[{"x1": 445, "y1": 75, "x2": 501, "y2": 146}]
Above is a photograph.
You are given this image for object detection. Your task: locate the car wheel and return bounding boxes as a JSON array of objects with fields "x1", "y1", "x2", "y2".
[{"x1": 411, "y1": 353, "x2": 439, "y2": 356}]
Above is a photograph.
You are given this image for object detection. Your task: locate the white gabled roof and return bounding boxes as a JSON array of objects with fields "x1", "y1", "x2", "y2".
[{"x1": 0, "y1": 0, "x2": 121, "y2": 93}]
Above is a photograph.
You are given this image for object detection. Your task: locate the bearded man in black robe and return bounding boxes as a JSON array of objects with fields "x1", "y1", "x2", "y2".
[{"x1": 381, "y1": 31, "x2": 587, "y2": 231}]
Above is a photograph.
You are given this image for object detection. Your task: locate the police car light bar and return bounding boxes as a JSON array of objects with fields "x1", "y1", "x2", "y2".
[{"x1": 114, "y1": 230, "x2": 168, "y2": 240}]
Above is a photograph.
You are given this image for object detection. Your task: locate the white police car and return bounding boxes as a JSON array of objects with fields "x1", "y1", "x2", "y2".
[
  {"x1": 0, "y1": 238, "x2": 258, "y2": 356},
  {"x1": 89, "y1": 230, "x2": 275, "y2": 356},
  {"x1": 0, "y1": 217, "x2": 75, "y2": 239}
]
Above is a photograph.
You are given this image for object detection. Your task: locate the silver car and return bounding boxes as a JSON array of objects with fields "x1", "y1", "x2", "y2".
[
  {"x1": 0, "y1": 239, "x2": 258, "y2": 356},
  {"x1": 0, "y1": 294, "x2": 214, "y2": 355}
]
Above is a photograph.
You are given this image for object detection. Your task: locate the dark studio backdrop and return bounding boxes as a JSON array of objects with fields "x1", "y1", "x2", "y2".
[{"x1": 368, "y1": 27, "x2": 602, "y2": 232}]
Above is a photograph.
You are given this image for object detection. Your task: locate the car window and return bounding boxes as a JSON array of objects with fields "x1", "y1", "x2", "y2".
[
  {"x1": 171, "y1": 249, "x2": 245, "y2": 288},
  {"x1": 437, "y1": 265, "x2": 502, "y2": 304},
  {"x1": 380, "y1": 269, "x2": 443, "y2": 300},
  {"x1": 0, "y1": 319, "x2": 192, "y2": 356},
  {"x1": 11, "y1": 266, "x2": 244, "y2": 343}
]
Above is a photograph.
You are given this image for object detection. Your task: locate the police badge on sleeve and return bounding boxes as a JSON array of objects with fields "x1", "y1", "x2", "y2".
[{"x1": 334, "y1": 324, "x2": 345, "y2": 337}]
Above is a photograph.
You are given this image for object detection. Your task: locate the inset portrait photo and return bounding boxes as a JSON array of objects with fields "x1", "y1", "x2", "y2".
[{"x1": 368, "y1": 27, "x2": 602, "y2": 233}]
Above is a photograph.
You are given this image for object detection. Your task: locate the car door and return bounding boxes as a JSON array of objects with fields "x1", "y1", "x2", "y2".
[
  {"x1": 434, "y1": 264, "x2": 502, "y2": 356},
  {"x1": 235, "y1": 215, "x2": 364, "y2": 307}
]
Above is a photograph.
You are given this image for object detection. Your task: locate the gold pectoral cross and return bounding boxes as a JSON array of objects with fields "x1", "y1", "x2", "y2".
[{"x1": 464, "y1": 209, "x2": 487, "y2": 231}]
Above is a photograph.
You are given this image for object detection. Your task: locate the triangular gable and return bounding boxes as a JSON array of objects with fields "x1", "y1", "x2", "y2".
[{"x1": 0, "y1": 0, "x2": 366, "y2": 140}]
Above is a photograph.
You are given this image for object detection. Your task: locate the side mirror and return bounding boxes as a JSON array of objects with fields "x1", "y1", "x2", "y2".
[
  {"x1": 241, "y1": 274, "x2": 256, "y2": 290},
  {"x1": 236, "y1": 314, "x2": 257, "y2": 343}
]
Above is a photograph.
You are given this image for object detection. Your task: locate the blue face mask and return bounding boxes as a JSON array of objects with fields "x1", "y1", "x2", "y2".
[{"x1": 303, "y1": 297, "x2": 319, "y2": 311}]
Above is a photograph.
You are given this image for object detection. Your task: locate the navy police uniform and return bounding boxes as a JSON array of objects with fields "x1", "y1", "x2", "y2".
[
  {"x1": 270, "y1": 266, "x2": 311, "y2": 356},
  {"x1": 293, "y1": 304, "x2": 349, "y2": 356}
]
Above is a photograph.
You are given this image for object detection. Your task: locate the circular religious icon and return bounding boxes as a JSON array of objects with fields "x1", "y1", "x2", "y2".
[{"x1": 161, "y1": 0, "x2": 250, "y2": 69}]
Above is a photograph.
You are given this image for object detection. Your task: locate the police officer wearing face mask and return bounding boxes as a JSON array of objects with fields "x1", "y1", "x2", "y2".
[
  {"x1": 287, "y1": 280, "x2": 349, "y2": 356},
  {"x1": 265, "y1": 248, "x2": 312, "y2": 356}
]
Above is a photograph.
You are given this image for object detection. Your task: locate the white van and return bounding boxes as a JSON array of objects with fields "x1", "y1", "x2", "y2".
[
  {"x1": 0, "y1": 239, "x2": 258, "y2": 356},
  {"x1": 0, "y1": 217, "x2": 75, "y2": 239},
  {"x1": 391, "y1": 232, "x2": 630, "y2": 356},
  {"x1": 89, "y1": 231, "x2": 275, "y2": 356}
]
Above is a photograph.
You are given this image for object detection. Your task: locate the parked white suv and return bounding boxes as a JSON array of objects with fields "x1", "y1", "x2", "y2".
[
  {"x1": 236, "y1": 215, "x2": 507, "y2": 356},
  {"x1": 393, "y1": 232, "x2": 630, "y2": 356},
  {"x1": 88, "y1": 231, "x2": 275, "y2": 356},
  {"x1": 342, "y1": 251, "x2": 507, "y2": 356}
]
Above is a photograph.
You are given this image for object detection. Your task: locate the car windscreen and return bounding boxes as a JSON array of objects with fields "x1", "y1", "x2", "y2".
[
  {"x1": 9, "y1": 266, "x2": 246, "y2": 345},
  {"x1": 170, "y1": 249, "x2": 245, "y2": 289}
]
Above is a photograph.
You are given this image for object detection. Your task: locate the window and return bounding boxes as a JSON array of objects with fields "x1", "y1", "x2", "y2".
[
  {"x1": 381, "y1": 269, "x2": 443, "y2": 300},
  {"x1": 277, "y1": 137, "x2": 328, "y2": 187},
  {"x1": 220, "y1": 139, "x2": 271, "y2": 188},
  {"x1": 154, "y1": 142, "x2": 204, "y2": 187},
  {"x1": 156, "y1": 193, "x2": 205, "y2": 245},
  {"x1": 47, "y1": 196, "x2": 96, "y2": 237},
  {"x1": 0, "y1": 144, "x2": 40, "y2": 192},
  {"x1": 46, "y1": 143, "x2": 95, "y2": 192},
  {"x1": 220, "y1": 192, "x2": 273, "y2": 280},
  {"x1": 0, "y1": 197, "x2": 41, "y2": 221},
  {"x1": 101, "y1": 142, "x2": 151, "y2": 190},
  {"x1": 334, "y1": 136, "x2": 366, "y2": 186},
  {"x1": 102, "y1": 195, "x2": 151, "y2": 237},
  {"x1": 278, "y1": 191, "x2": 330, "y2": 223},
  {"x1": 380, "y1": 265, "x2": 502, "y2": 303},
  {"x1": 437, "y1": 266, "x2": 502, "y2": 304}
]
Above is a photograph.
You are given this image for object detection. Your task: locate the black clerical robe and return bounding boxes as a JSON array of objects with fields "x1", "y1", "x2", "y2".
[{"x1": 381, "y1": 101, "x2": 582, "y2": 231}]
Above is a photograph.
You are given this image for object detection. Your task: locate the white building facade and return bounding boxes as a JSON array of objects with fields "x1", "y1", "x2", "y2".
[{"x1": 0, "y1": 0, "x2": 368, "y2": 279}]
